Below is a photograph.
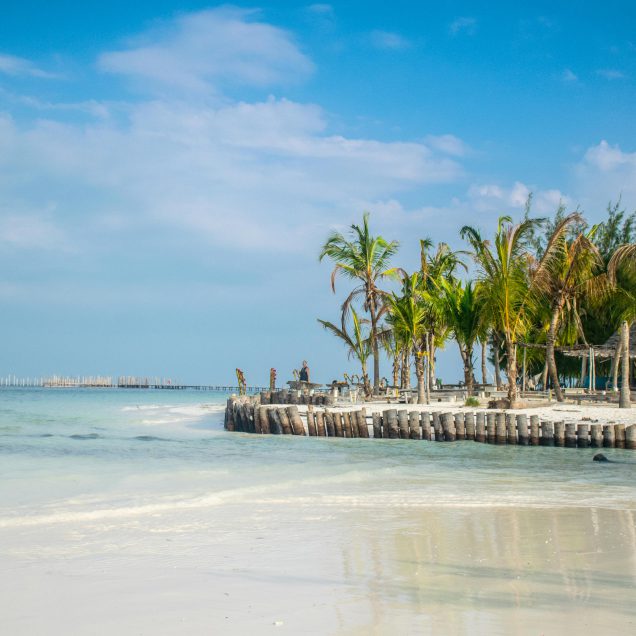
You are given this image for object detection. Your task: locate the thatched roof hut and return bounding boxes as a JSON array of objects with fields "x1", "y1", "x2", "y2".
[{"x1": 562, "y1": 323, "x2": 636, "y2": 359}]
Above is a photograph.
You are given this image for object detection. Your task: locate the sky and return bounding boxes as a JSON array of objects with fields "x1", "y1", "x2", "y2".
[{"x1": 1, "y1": 1, "x2": 636, "y2": 385}]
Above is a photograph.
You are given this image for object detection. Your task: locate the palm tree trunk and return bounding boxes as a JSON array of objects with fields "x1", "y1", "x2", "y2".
[
  {"x1": 361, "y1": 360, "x2": 372, "y2": 398},
  {"x1": 465, "y1": 346, "x2": 474, "y2": 395},
  {"x1": 611, "y1": 339, "x2": 623, "y2": 391},
  {"x1": 481, "y1": 339, "x2": 487, "y2": 386},
  {"x1": 369, "y1": 301, "x2": 380, "y2": 396},
  {"x1": 392, "y1": 353, "x2": 400, "y2": 391},
  {"x1": 429, "y1": 337, "x2": 436, "y2": 391},
  {"x1": 546, "y1": 304, "x2": 564, "y2": 402},
  {"x1": 425, "y1": 333, "x2": 431, "y2": 404},
  {"x1": 580, "y1": 355, "x2": 587, "y2": 389},
  {"x1": 505, "y1": 337, "x2": 518, "y2": 406},
  {"x1": 619, "y1": 320, "x2": 631, "y2": 408},
  {"x1": 400, "y1": 347, "x2": 410, "y2": 389},
  {"x1": 492, "y1": 335, "x2": 502, "y2": 390},
  {"x1": 415, "y1": 353, "x2": 425, "y2": 404}
]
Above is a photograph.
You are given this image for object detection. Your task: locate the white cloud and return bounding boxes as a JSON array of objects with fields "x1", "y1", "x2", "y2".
[
  {"x1": 562, "y1": 68, "x2": 578, "y2": 83},
  {"x1": 0, "y1": 53, "x2": 58, "y2": 79},
  {"x1": 306, "y1": 4, "x2": 334, "y2": 15},
  {"x1": 369, "y1": 30, "x2": 411, "y2": 50},
  {"x1": 468, "y1": 181, "x2": 570, "y2": 214},
  {"x1": 0, "y1": 213, "x2": 70, "y2": 250},
  {"x1": 449, "y1": 17, "x2": 477, "y2": 36},
  {"x1": 596, "y1": 68, "x2": 625, "y2": 80},
  {"x1": 424, "y1": 134, "x2": 469, "y2": 157},
  {"x1": 98, "y1": 8, "x2": 314, "y2": 93}
]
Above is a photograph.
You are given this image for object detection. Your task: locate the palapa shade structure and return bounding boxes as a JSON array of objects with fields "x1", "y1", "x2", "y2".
[{"x1": 562, "y1": 323, "x2": 636, "y2": 359}]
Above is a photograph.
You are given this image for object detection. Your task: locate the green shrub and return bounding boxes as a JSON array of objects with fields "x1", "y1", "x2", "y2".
[{"x1": 464, "y1": 396, "x2": 480, "y2": 407}]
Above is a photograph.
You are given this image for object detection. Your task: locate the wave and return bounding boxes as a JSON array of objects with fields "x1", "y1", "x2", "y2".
[{"x1": 69, "y1": 433, "x2": 101, "y2": 440}]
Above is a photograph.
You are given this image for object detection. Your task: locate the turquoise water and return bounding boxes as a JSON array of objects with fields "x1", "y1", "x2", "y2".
[{"x1": 1, "y1": 388, "x2": 635, "y2": 634}]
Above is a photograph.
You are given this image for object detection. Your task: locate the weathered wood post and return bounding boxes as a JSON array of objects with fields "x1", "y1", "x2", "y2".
[
  {"x1": 349, "y1": 412, "x2": 359, "y2": 438},
  {"x1": 564, "y1": 422, "x2": 576, "y2": 448},
  {"x1": 372, "y1": 412, "x2": 382, "y2": 438},
  {"x1": 577, "y1": 423, "x2": 589, "y2": 448},
  {"x1": 381, "y1": 410, "x2": 390, "y2": 439},
  {"x1": 603, "y1": 424, "x2": 615, "y2": 447},
  {"x1": 334, "y1": 412, "x2": 344, "y2": 437},
  {"x1": 269, "y1": 409, "x2": 281, "y2": 434},
  {"x1": 432, "y1": 412, "x2": 443, "y2": 441},
  {"x1": 454, "y1": 413, "x2": 466, "y2": 441},
  {"x1": 386, "y1": 409, "x2": 399, "y2": 439},
  {"x1": 625, "y1": 425, "x2": 636, "y2": 450},
  {"x1": 590, "y1": 423, "x2": 603, "y2": 447},
  {"x1": 343, "y1": 411, "x2": 353, "y2": 438},
  {"x1": 315, "y1": 411, "x2": 326, "y2": 436},
  {"x1": 475, "y1": 412, "x2": 486, "y2": 443},
  {"x1": 253, "y1": 406, "x2": 263, "y2": 434},
  {"x1": 398, "y1": 410, "x2": 409, "y2": 439},
  {"x1": 530, "y1": 415, "x2": 540, "y2": 446},
  {"x1": 495, "y1": 412, "x2": 507, "y2": 444},
  {"x1": 505, "y1": 413, "x2": 516, "y2": 444},
  {"x1": 553, "y1": 421, "x2": 565, "y2": 447},
  {"x1": 356, "y1": 409, "x2": 369, "y2": 438},
  {"x1": 442, "y1": 412, "x2": 456, "y2": 442},
  {"x1": 516, "y1": 414, "x2": 528, "y2": 445},
  {"x1": 286, "y1": 406, "x2": 306, "y2": 435},
  {"x1": 324, "y1": 394, "x2": 335, "y2": 407},
  {"x1": 258, "y1": 406, "x2": 270, "y2": 434},
  {"x1": 278, "y1": 408, "x2": 292, "y2": 434},
  {"x1": 325, "y1": 411, "x2": 336, "y2": 437},
  {"x1": 487, "y1": 412, "x2": 496, "y2": 443},
  {"x1": 307, "y1": 409, "x2": 317, "y2": 436},
  {"x1": 421, "y1": 412, "x2": 431, "y2": 441},
  {"x1": 614, "y1": 424, "x2": 626, "y2": 449},
  {"x1": 465, "y1": 412, "x2": 476, "y2": 441},
  {"x1": 409, "y1": 411, "x2": 421, "y2": 440},
  {"x1": 541, "y1": 421, "x2": 554, "y2": 446}
]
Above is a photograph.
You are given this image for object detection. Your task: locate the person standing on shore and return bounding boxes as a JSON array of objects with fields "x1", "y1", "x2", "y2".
[{"x1": 299, "y1": 360, "x2": 310, "y2": 383}]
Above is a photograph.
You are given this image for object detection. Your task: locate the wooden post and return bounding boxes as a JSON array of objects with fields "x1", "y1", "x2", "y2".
[
  {"x1": 485, "y1": 412, "x2": 495, "y2": 443},
  {"x1": 357, "y1": 409, "x2": 369, "y2": 438},
  {"x1": 530, "y1": 415, "x2": 540, "y2": 446},
  {"x1": 349, "y1": 412, "x2": 359, "y2": 438},
  {"x1": 333, "y1": 412, "x2": 344, "y2": 437},
  {"x1": 432, "y1": 412, "x2": 443, "y2": 441},
  {"x1": 475, "y1": 412, "x2": 486, "y2": 443},
  {"x1": 372, "y1": 412, "x2": 382, "y2": 438},
  {"x1": 625, "y1": 425, "x2": 636, "y2": 450},
  {"x1": 258, "y1": 406, "x2": 270, "y2": 434},
  {"x1": 465, "y1": 412, "x2": 475, "y2": 441},
  {"x1": 454, "y1": 413, "x2": 466, "y2": 441},
  {"x1": 577, "y1": 423, "x2": 589, "y2": 448},
  {"x1": 516, "y1": 414, "x2": 528, "y2": 445},
  {"x1": 386, "y1": 409, "x2": 399, "y2": 439},
  {"x1": 541, "y1": 421, "x2": 554, "y2": 446},
  {"x1": 382, "y1": 410, "x2": 390, "y2": 439},
  {"x1": 269, "y1": 409, "x2": 281, "y2": 434},
  {"x1": 315, "y1": 411, "x2": 326, "y2": 436},
  {"x1": 505, "y1": 413, "x2": 516, "y2": 444},
  {"x1": 590, "y1": 423, "x2": 603, "y2": 447},
  {"x1": 325, "y1": 411, "x2": 336, "y2": 437},
  {"x1": 442, "y1": 412, "x2": 455, "y2": 442},
  {"x1": 398, "y1": 410, "x2": 410, "y2": 439},
  {"x1": 614, "y1": 424, "x2": 626, "y2": 449},
  {"x1": 278, "y1": 408, "x2": 292, "y2": 434},
  {"x1": 603, "y1": 424, "x2": 615, "y2": 448},
  {"x1": 409, "y1": 411, "x2": 421, "y2": 440},
  {"x1": 421, "y1": 412, "x2": 431, "y2": 441},
  {"x1": 285, "y1": 406, "x2": 306, "y2": 435},
  {"x1": 253, "y1": 406, "x2": 262, "y2": 434},
  {"x1": 307, "y1": 409, "x2": 317, "y2": 436},
  {"x1": 563, "y1": 422, "x2": 576, "y2": 447},
  {"x1": 343, "y1": 412, "x2": 353, "y2": 438},
  {"x1": 554, "y1": 421, "x2": 565, "y2": 447},
  {"x1": 495, "y1": 412, "x2": 507, "y2": 444}
]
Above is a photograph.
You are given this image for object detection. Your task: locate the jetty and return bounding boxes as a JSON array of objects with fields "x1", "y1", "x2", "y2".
[{"x1": 225, "y1": 392, "x2": 636, "y2": 450}]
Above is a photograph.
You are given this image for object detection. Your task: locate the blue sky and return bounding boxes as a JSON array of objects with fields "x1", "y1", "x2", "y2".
[{"x1": 1, "y1": 2, "x2": 635, "y2": 385}]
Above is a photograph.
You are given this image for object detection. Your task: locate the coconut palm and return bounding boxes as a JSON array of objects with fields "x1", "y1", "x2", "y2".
[
  {"x1": 320, "y1": 213, "x2": 399, "y2": 395},
  {"x1": 608, "y1": 243, "x2": 636, "y2": 408},
  {"x1": 532, "y1": 221, "x2": 608, "y2": 401},
  {"x1": 441, "y1": 280, "x2": 483, "y2": 395},
  {"x1": 461, "y1": 214, "x2": 576, "y2": 406},
  {"x1": 318, "y1": 307, "x2": 372, "y2": 397}
]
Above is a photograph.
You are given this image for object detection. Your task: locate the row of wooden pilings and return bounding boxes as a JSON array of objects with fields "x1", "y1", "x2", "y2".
[
  {"x1": 225, "y1": 398, "x2": 636, "y2": 449},
  {"x1": 259, "y1": 391, "x2": 335, "y2": 406}
]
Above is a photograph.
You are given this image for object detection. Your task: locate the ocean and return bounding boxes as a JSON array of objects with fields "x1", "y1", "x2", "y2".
[{"x1": 1, "y1": 387, "x2": 635, "y2": 635}]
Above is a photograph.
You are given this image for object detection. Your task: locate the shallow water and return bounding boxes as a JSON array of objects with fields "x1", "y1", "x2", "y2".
[{"x1": 1, "y1": 388, "x2": 635, "y2": 634}]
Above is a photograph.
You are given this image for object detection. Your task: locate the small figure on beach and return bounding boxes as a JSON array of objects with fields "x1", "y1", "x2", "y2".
[{"x1": 299, "y1": 360, "x2": 310, "y2": 383}]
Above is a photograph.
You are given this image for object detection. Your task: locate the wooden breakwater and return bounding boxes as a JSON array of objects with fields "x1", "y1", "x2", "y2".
[
  {"x1": 225, "y1": 396, "x2": 636, "y2": 449},
  {"x1": 258, "y1": 390, "x2": 335, "y2": 406}
]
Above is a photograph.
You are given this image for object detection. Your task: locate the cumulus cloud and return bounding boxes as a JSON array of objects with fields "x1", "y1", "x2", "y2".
[
  {"x1": 424, "y1": 134, "x2": 469, "y2": 157},
  {"x1": 562, "y1": 68, "x2": 578, "y2": 83},
  {"x1": 468, "y1": 181, "x2": 570, "y2": 214},
  {"x1": 98, "y1": 8, "x2": 314, "y2": 93},
  {"x1": 596, "y1": 68, "x2": 625, "y2": 80}
]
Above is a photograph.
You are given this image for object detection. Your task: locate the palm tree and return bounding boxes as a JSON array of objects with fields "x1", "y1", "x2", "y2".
[
  {"x1": 386, "y1": 273, "x2": 428, "y2": 403},
  {"x1": 533, "y1": 221, "x2": 607, "y2": 401},
  {"x1": 442, "y1": 280, "x2": 482, "y2": 395},
  {"x1": 318, "y1": 307, "x2": 372, "y2": 397},
  {"x1": 461, "y1": 215, "x2": 574, "y2": 406},
  {"x1": 320, "y1": 213, "x2": 399, "y2": 395},
  {"x1": 608, "y1": 243, "x2": 636, "y2": 408}
]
